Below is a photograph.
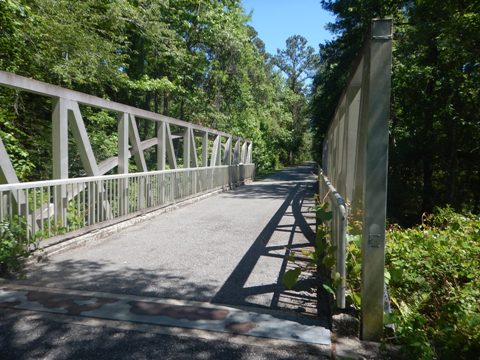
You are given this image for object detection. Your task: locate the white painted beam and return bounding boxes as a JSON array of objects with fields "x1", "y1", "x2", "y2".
[
  {"x1": 202, "y1": 132, "x2": 209, "y2": 167},
  {"x1": 165, "y1": 124, "x2": 177, "y2": 169},
  {"x1": 0, "y1": 138, "x2": 21, "y2": 185},
  {"x1": 223, "y1": 137, "x2": 232, "y2": 165},
  {"x1": 118, "y1": 113, "x2": 129, "y2": 174},
  {"x1": 189, "y1": 128, "x2": 198, "y2": 168},
  {"x1": 157, "y1": 122, "x2": 166, "y2": 170},
  {"x1": 241, "y1": 142, "x2": 247, "y2": 164},
  {"x1": 233, "y1": 139, "x2": 240, "y2": 164},
  {"x1": 211, "y1": 136, "x2": 220, "y2": 167},
  {"x1": 0, "y1": 71, "x2": 248, "y2": 140},
  {"x1": 52, "y1": 98, "x2": 69, "y2": 180},
  {"x1": 183, "y1": 127, "x2": 190, "y2": 169},
  {"x1": 68, "y1": 101, "x2": 100, "y2": 176},
  {"x1": 128, "y1": 114, "x2": 148, "y2": 172},
  {"x1": 247, "y1": 142, "x2": 253, "y2": 164}
]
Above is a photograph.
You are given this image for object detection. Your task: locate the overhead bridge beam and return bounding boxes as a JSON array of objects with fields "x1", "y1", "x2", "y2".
[{"x1": 0, "y1": 71, "x2": 248, "y2": 141}]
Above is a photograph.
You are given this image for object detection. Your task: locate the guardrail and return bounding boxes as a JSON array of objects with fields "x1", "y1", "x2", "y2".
[
  {"x1": 320, "y1": 18, "x2": 392, "y2": 340},
  {"x1": 0, "y1": 71, "x2": 255, "y2": 247},
  {"x1": 0, "y1": 164, "x2": 255, "y2": 244},
  {"x1": 0, "y1": 70, "x2": 253, "y2": 201},
  {"x1": 318, "y1": 171, "x2": 347, "y2": 309}
]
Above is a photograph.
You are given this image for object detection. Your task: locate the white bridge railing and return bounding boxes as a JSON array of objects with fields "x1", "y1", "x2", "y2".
[
  {"x1": 0, "y1": 165, "x2": 255, "y2": 244},
  {"x1": 0, "y1": 70, "x2": 255, "y2": 245},
  {"x1": 320, "y1": 19, "x2": 392, "y2": 340},
  {"x1": 318, "y1": 171, "x2": 347, "y2": 310}
]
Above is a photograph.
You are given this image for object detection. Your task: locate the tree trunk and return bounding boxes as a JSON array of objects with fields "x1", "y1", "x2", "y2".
[{"x1": 421, "y1": 80, "x2": 435, "y2": 214}]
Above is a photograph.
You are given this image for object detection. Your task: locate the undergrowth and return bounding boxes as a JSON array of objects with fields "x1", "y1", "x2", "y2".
[
  {"x1": 385, "y1": 207, "x2": 480, "y2": 359},
  {"x1": 0, "y1": 217, "x2": 32, "y2": 275},
  {"x1": 284, "y1": 200, "x2": 480, "y2": 359}
]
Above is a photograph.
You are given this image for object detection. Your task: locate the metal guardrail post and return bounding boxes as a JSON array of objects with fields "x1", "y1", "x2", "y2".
[
  {"x1": 320, "y1": 18, "x2": 392, "y2": 341},
  {"x1": 360, "y1": 18, "x2": 392, "y2": 341}
]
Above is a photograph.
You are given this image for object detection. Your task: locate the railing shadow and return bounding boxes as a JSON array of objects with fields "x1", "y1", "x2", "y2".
[
  {"x1": 0, "y1": 307, "x2": 327, "y2": 360},
  {"x1": 10, "y1": 259, "x2": 217, "y2": 302},
  {"x1": 212, "y1": 178, "x2": 329, "y2": 327}
]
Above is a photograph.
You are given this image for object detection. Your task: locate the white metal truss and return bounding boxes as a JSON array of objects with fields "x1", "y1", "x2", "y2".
[
  {"x1": 0, "y1": 70, "x2": 254, "y2": 236},
  {"x1": 0, "y1": 70, "x2": 252, "y2": 186}
]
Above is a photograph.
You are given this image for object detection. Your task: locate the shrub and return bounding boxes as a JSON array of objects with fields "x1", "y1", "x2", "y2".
[
  {"x1": 0, "y1": 217, "x2": 31, "y2": 275},
  {"x1": 386, "y1": 207, "x2": 480, "y2": 359}
]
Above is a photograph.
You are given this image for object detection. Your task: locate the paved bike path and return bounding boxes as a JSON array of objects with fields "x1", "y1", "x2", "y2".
[{"x1": 1, "y1": 164, "x2": 332, "y2": 358}]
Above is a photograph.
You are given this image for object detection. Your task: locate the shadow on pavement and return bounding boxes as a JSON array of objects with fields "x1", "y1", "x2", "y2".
[
  {"x1": 220, "y1": 162, "x2": 318, "y2": 201},
  {"x1": 212, "y1": 172, "x2": 329, "y2": 327},
  {"x1": 11, "y1": 259, "x2": 216, "y2": 302},
  {"x1": 0, "y1": 163, "x2": 333, "y2": 359},
  {"x1": 0, "y1": 308, "x2": 329, "y2": 360}
]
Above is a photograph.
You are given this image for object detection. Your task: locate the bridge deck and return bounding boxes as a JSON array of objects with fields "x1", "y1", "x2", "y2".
[{"x1": 1, "y1": 164, "x2": 332, "y2": 358}]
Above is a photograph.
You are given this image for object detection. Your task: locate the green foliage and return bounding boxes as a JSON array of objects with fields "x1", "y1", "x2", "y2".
[
  {"x1": 345, "y1": 233, "x2": 362, "y2": 310},
  {"x1": 0, "y1": 217, "x2": 30, "y2": 274},
  {"x1": 385, "y1": 208, "x2": 480, "y2": 359},
  {"x1": 0, "y1": 107, "x2": 35, "y2": 180},
  {"x1": 0, "y1": 0, "x2": 305, "y2": 178},
  {"x1": 282, "y1": 267, "x2": 301, "y2": 290},
  {"x1": 282, "y1": 196, "x2": 336, "y2": 295},
  {"x1": 312, "y1": 0, "x2": 480, "y2": 222}
]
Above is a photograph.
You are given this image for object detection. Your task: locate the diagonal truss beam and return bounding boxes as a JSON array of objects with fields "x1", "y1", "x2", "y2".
[
  {"x1": 128, "y1": 114, "x2": 148, "y2": 172},
  {"x1": 68, "y1": 101, "x2": 100, "y2": 176}
]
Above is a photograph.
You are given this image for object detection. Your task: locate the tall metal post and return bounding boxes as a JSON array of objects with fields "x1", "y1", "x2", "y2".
[
  {"x1": 247, "y1": 142, "x2": 253, "y2": 164},
  {"x1": 183, "y1": 127, "x2": 191, "y2": 169},
  {"x1": 202, "y1": 132, "x2": 209, "y2": 167},
  {"x1": 52, "y1": 97, "x2": 68, "y2": 225},
  {"x1": 223, "y1": 137, "x2": 232, "y2": 165},
  {"x1": 157, "y1": 121, "x2": 166, "y2": 171},
  {"x1": 233, "y1": 139, "x2": 240, "y2": 164},
  {"x1": 241, "y1": 141, "x2": 247, "y2": 164},
  {"x1": 361, "y1": 18, "x2": 392, "y2": 341},
  {"x1": 157, "y1": 121, "x2": 166, "y2": 204},
  {"x1": 118, "y1": 113, "x2": 129, "y2": 215}
]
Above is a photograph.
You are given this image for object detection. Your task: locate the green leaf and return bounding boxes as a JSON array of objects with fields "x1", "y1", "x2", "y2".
[
  {"x1": 322, "y1": 283, "x2": 336, "y2": 296},
  {"x1": 384, "y1": 270, "x2": 391, "y2": 285},
  {"x1": 351, "y1": 292, "x2": 361, "y2": 307},
  {"x1": 323, "y1": 254, "x2": 336, "y2": 269},
  {"x1": 301, "y1": 249, "x2": 315, "y2": 259},
  {"x1": 316, "y1": 208, "x2": 333, "y2": 222},
  {"x1": 282, "y1": 267, "x2": 301, "y2": 290}
]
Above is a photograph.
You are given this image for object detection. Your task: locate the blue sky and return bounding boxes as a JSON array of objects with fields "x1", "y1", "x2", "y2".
[{"x1": 241, "y1": 0, "x2": 336, "y2": 55}]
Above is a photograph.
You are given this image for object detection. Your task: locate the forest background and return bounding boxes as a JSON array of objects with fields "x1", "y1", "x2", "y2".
[
  {"x1": 0, "y1": 0, "x2": 479, "y2": 224},
  {"x1": 1, "y1": 1, "x2": 479, "y2": 357}
]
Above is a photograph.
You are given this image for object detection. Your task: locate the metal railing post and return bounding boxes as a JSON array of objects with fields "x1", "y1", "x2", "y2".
[
  {"x1": 320, "y1": 18, "x2": 392, "y2": 341},
  {"x1": 360, "y1": 18, "x2": 392, "y2": 341}
]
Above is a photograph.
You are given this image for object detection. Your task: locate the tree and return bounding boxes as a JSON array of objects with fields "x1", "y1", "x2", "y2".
[
  {"x1": 312, "y1": 0, "x2": 480, "y2": 222},
  {"x1": 274, "y1": 35, "x2": 318, "y2": 94},
  {"x1": 0, "y1": 0, "x2": 296, "y2": 178},
  {"x1": 273, "y1": 35, "x2": 319, "y2": 164}
]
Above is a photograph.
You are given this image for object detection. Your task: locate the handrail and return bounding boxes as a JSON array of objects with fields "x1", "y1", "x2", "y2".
[
  {"x1": 0, "y1": 165, "x2": 231, "y2": 191},
  {"x1": 320, "y1": 18, "x2": 392, "y2": 340},
  {"x1": 0, "y1": 164, "x2": 255, "y2": 242},
  {"x1": 319, "y1": 170, "x2": 347, "y2": 309}
]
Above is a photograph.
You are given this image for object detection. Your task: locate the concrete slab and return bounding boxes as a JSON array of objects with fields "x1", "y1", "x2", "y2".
[{"x1": 0, "y1": 284, "x2": 330, "y2": 345}]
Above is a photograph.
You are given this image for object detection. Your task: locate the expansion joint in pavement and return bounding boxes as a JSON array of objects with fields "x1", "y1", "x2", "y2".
[{"x1": 0, "y1": 283, "x2": 331, "y2": 347}]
